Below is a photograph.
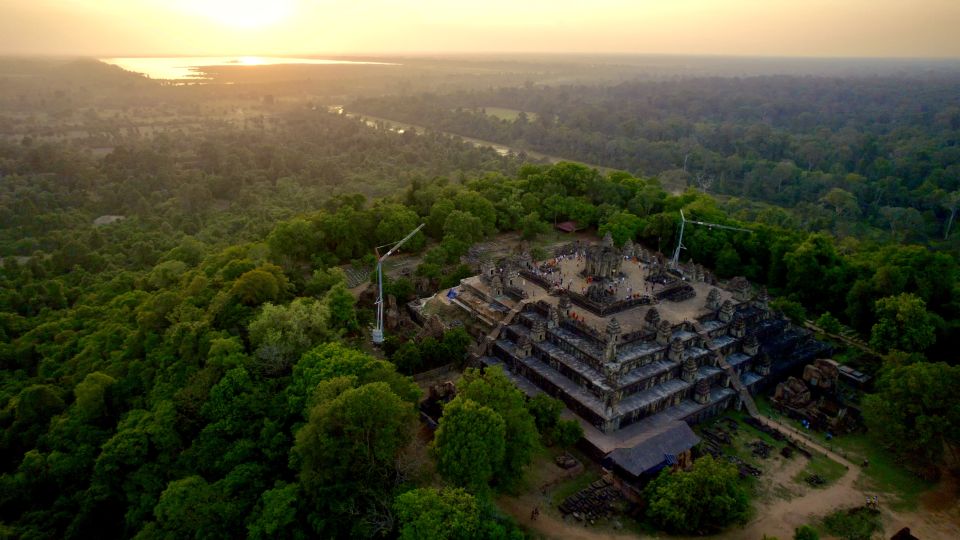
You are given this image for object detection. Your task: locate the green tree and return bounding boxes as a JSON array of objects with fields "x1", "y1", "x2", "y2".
[
  {"x1": 815, "y1": 312, "x2": 842, "y2": 334},
  {"x1": 862, "y1": 361, "x2": 960, "y2": 472},
  {"x1": 714, "y1": 243, "x2": 741, "y2": 278},
  {"x1": 644, "y1": 455, "x2": 749, "y2": 534},
  {"x1": 230, "y1": 268, "x2": 287, "y2": 306},
  {"x1": 433, "y1": 398, "x2": 506, "y2": 492},
  {"x1": 869, "y1": 293, "x2": 937, "y2": 353},
  {"x1": 426, "y1": 199, "x2": 456, "y2": 239},
  {"x1": 391, "y1": 341, "x2": 423, "y2": 375},
  {"x1": 14, "y1": 384, "x2": 65, "y2": 425},
  {"x1": 455, "y1": 192, "x2": 498, "y2": 235},
  {"x1": 526, "y1": 393, "x2": 564, "y2": 440},
  {"x1": 268, "y1": 218, "x2": 322, "y2": 267},
  {"x1": 394, "y1": 487, "x2": 481, "y2": 540},
  {"x1": 771, "y1": 298, "x2": 807, "y2": 324},
  {"x1": 443, "y1": 210, "x2": 484, "y2": 244},
  {"x1": 794, "y1": 525, "x2": 819, "y2": 540},
  {"x1": 294, "y1": 382, "x2": 415, "y2": 536},
  {"x1": 287, "y1": 342, "x2": 420, "y2": 418},
  {"x1": 441, "y1": 327, "x2": 472, "y2": 367},
  {"x1": 247, "y1": 298, "x2": 330, "y2": 375},
  {"x1": 820, "y1": 188, "x2": 859, "y2": 218},
  {"x1": 519, "y1": 211, "x2": 549, "y2": 240},
  {"x1": 375, "y1": 204, "x2": 425, "y2": 251},
  {"x1": 457, "y1": 367, "x2": 538, "y2": 488},
  {"x1": 598, "y1": 210, "x2": 642, "y2": 246},
  {"x1": 247, "y1": 482, "x2": 304, "y2": 540},
  {"x1": 152, "y1": 476, "x2": 220, "y2": 538},
  {"x1": 554, "y1": 419, "x2": 584, "y2": 447},
  {"x1": 73, "y1": 371, "x2": 117, "y2": 421},
  {"x1": 324, "y1": 283, "x2": 358, "y2": 333}
]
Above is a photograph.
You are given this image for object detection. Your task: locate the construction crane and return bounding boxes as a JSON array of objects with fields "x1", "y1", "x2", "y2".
[
  {"x1": 372, "y1": 223, "x2": 425, "y2": 344},
  {"x1": 671, "y1": 210, "x2": 752, "y2": 269}
]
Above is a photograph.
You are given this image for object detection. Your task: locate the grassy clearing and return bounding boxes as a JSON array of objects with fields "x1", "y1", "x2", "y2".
[
  {"x1": 482, "y1": 107, "x2": 537, "y2": 122},
  {"x1": 548, "y1": 470, "x2": 599, "y2": 506},
  {"x1": 828, "y1": 433, "x2": 933, "y2": 511},
  {"x1": 793, "y1": 454, "x2": 848, "y2": 488},
  {"x1": 753, "y1": 397, "x2": 933, "y2": 511},
  {"x1": 696, "y1": 410, "x2": 787, "y2": 504},
  {"x1": 820, "y1": 507, "x2": 882, "y2": 540}
]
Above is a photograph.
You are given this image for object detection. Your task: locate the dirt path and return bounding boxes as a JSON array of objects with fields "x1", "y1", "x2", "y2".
[
  {"x1": 754, "y1": 417, "x2": 856, "y2": 469},
  {"x1": 497, "y1": 452, "x2": 640, "y2": 540},
  {"x1": 732, "y1": 417, "x2": 960, "y2": 540},
  {"x1": 734, "y1": 454, "x2": 861, "y2": 538},
  {"x1": 496, "y1": 367, "x2": 958, "y2": 538},
  {"x1": 499, "y1": 495, "x2": 637, "y2": 540}
]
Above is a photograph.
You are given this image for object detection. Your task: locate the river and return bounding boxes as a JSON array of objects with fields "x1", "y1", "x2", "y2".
[{"x1": 341, "y1": 110, "x2": 614, "y2": 172}]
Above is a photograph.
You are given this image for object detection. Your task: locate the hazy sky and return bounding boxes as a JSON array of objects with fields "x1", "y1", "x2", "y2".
[{"x1": 3, "y1": 0, "x2": 959, "y2": 57}]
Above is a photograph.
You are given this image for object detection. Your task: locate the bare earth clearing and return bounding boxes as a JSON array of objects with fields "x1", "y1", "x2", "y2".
[{"x1": 498, "y1": 417, "x2": 960, "y2": 539}]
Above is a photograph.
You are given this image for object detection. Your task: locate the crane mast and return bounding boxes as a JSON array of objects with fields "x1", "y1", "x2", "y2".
[
  {"x1": 671, "y1": 210, "x2": 752, "y2": 269},
  {"x1": 372, "y1": 223, "x2": 425, "y2": 344}
]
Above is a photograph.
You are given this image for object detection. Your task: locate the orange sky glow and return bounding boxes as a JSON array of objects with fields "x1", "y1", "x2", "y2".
[{"x1": 2, "y1": 0, "x2": 959, "y2": 57}]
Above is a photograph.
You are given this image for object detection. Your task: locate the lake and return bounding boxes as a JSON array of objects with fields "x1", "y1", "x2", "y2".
[{"x1": 100, "y1": 56, "x2": 398, "y2": 81}]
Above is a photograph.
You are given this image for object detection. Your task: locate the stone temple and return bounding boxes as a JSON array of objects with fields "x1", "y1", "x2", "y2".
[{"x1": 451, "y1": 235, "x2": 829, "y2": 483}]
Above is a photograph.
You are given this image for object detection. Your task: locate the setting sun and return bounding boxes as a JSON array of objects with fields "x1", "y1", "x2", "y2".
[{"x1": 174, "y1": 0, "x2": 297, "y2": 29}]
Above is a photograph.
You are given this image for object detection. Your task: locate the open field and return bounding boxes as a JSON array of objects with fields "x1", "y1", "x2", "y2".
[
  {"x1": 481, "y1": 107, "x2": 538, "y2": 122},
  {"x1": 754, "y1": 396, "x2": 935, "y2": 512}
]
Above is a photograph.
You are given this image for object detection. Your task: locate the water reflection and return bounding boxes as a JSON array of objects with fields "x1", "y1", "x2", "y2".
[{"x1": 100, "y1": 56, "x2": 398, "y2": 81}]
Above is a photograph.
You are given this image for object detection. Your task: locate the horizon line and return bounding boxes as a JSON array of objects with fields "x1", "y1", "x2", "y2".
[{"x1": 3, "y1": 51, "x2": 960, "y2": 62}]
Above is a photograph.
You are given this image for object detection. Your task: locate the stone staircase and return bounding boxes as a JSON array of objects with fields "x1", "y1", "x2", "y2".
[
  {"x1": 342, "y1": 265, "x2": 372, "y2": 288},
  {"x1": 715, "y1": 353, "x2": 760, "y2": 417},
  {"x1": 470, "y1": 299, "x2": 532, "y2": 359},
  {"x1": 694, "y1": 321, "x2": 760, "y2": 418},
  {"x1": 803, "y1": 320, "x2": 877, "y2": 356}
]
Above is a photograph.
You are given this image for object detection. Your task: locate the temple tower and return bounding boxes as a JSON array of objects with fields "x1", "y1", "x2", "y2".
[
  {"x1": 743, "y1": 333, "x2": 759, "y2": 356},
  {"x1": 718, "y1": 300, "x2": 735, "y2": 323},
  {"x1": 558, "y1": 294, "x2": 571, "y2": 317},
  {"x1": 730, "y1": 276, "x2": 751, "y2": 302},
  {"x1": 730, "y1": 318, "x2": 746, "y2": 338},
  {"x1": 515, "y1": 335, "x2": 530, "y2": 358},
  {"x1": 604, "y1": 317, "x2": 622, "y2": 362},
  {"x1": 668, "y1": 337, "x2": 685, "y2": 362},
  {"x1": 656, "y1": 319, "x2": 672, "y2": 345},
  {"x1": 547, "y1": 305, "x2": 560, "y2": 329},
  {"x1": 531, "y1": 319, "x2": 546, "y2": 342},
  {"x1": 490, "y1": 275, "x2": 503, "y2": 298},
  {"x1": 622, "y1": 238, "x2": 636, "y2": 259},
  {"x1": 480, "y1": 260, "x2": 494, "y2": 282},
  {"x1": 757, "y1": 353, "x2": 772, "y2": 376},
  {"x1": 585, "y1": 232, "x2": 623, "y2": 279},
  {"x1": 694, "y1": 378, "x2": 711, "y2": 404},
  {"x1": 645, "y1": 308, "x2": 661, "y2": 331},
  {"x1": 507, "y1": 267, "x2": 519, "y2": 287},
  {"x1": 682, "y1": 355, "x2": 698, "y2": 382},
  {"x1": 706, "y1": 288, "x2": 721, "y2": 311}
]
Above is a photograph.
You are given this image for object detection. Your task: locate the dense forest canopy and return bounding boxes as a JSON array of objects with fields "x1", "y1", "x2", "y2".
[
  {"x1": 352, "y1": 75, "x2": 960, "y2": 246},
  {"x1": 1, "y1": 58, "x2": 959, "y2": 539}
]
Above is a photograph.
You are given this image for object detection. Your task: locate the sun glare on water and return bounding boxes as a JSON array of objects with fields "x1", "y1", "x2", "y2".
[{"x1": 178, "y1": 0, "x2": 297, "y2": 29}]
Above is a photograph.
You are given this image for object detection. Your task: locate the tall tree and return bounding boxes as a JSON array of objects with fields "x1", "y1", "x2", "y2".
[
  {"x1": 456, "y1": 367, "x2": 539, "y2": 489},
  {"x1": 862, "y1": 361, "x2": 960, "y2": 474},
  {"x1": 643, "y1": 455, "x2": 749, "y2": 535},
  {"x1": 869, "y1": 293, "x2": 938, "y2": 353},
  {"x1": 294, "y1": 382, "x2": 415, "y2": 537},
  {"x1": 433, "y1": 398, "x2": 506, "y2": 493}
]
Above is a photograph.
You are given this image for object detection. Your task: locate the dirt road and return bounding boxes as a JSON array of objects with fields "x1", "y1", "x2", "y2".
[
  {"x1": 500, "y1": 417, "x2": 960, "y2": 539},
  {"x1": 726, "y1": 417, "x2": 959, "y2": 539}
]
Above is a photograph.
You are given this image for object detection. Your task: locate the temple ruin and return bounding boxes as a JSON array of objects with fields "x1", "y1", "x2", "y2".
[{"x1": 450, "y1": 236, "x2": 829, "y2": 473}]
